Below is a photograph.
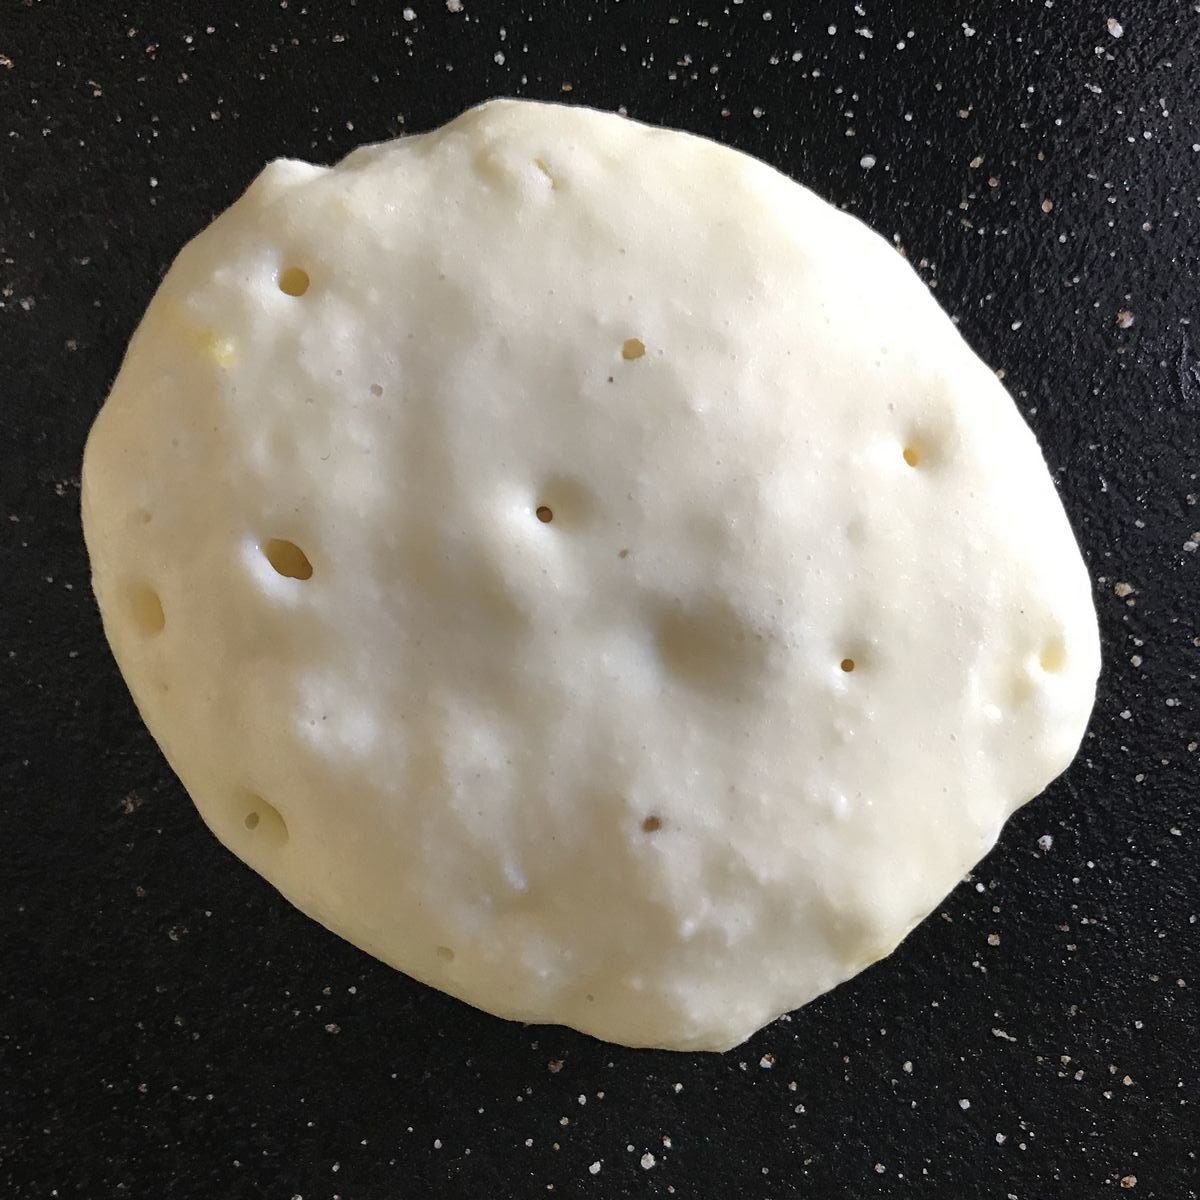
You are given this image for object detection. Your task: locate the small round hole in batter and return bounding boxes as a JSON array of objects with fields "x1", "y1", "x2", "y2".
[
  {"x1": 278, "y1": 266, "x2": 310, "y2": 297},
  {"x1": 263, "y1": 538, "x2": 313, "y2": 580},
  {"x1": 241, "y1": 793, "x2": 288, "y2": 848},
  {"x1": 128, "y1": 583, "x2": 166, "y2": 635}
]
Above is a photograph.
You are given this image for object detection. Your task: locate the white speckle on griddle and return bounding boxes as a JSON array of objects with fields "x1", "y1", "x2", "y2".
[
  {"x1": 958, "y1": 1098, "x2": 971, "y2": 1110},
  {"x1": 1107, "y1": 17, "x2": 1125, "y2": 38},
  {"x1": 588, "y1": 1161, "x2": 601, "y2": 1175},
  {"x1": 860, "y1": 153, "x2": 876, "y2": 169},
  {"x1": 640, "y1": 1152, "x2": 656, "y2": 1169},
  {"x1": 1038, "y1": 834, "x2": 1054, "y2": 852}
]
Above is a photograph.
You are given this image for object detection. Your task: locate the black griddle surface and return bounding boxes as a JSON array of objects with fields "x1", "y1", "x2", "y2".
[{"x1": 2, "y1": 3, "x2": 1197, "y2": 1197}]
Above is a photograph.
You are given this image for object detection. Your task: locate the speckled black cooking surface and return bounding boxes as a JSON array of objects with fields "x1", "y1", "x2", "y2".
[{"x1": 2, "y1": 1, "x2": 1197, "y2": 1197}]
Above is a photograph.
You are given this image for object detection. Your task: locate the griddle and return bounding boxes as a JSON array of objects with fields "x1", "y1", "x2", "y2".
[{"x1": 2, "y1": 2, "x2": 1197, "y2": 1197}]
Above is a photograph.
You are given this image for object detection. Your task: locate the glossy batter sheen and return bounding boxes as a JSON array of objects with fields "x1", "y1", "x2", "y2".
[{"x1": 81, "y1": 99, "x2": 1101, "y2": 1051}]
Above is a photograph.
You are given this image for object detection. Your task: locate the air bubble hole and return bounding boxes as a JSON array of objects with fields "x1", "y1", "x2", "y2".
[
  {"x1": 263, "y1": 538, "x2": 313, "y2": 580},
  {"x1": 240, "y1": 793, "x2": 288, "y2": 848},
  {"x1": 278, "y1": 266, "x2": 310, "y2": 297},
  {"x1": 128, "y1": 583, "x2": 166, "y2": 635}
]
